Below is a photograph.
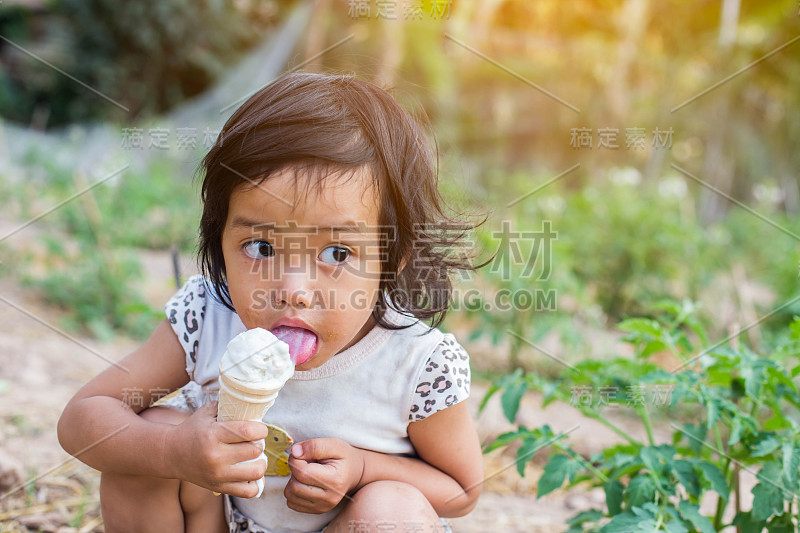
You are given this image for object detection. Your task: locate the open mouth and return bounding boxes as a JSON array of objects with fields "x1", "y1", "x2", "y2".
[{"x1": 270, "y1": 326, "x2": 319, "y2": 366}]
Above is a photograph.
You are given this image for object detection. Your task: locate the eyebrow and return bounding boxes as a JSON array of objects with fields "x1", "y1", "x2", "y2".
[{"x1": 229, "y1": 217, "x2": 366, "y2": 233}]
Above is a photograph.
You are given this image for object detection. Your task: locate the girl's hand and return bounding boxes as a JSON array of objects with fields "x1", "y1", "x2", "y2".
[
  {"x1": 285, "y1": 438, "x2": 365, "y2": 514},
  {"x1": 166, "y1": 401, "x2": 269, "y2": 498}
]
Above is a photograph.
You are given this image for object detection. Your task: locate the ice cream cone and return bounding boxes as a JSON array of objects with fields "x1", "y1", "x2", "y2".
[
  {"x1": 212, "y1": 328, "x2": 295, "y2": 498},
  {"x1": 216, "y1": 373, "x2": 284, "y2": 422}
]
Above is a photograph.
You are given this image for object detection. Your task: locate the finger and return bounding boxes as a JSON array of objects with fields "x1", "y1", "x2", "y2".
[
  {"x1": 287, "y1": 457, "x2": 337, "y2": 488},
  {"x1": 285, "y1": 497, "x2": 320, "y2": 514},
  {"x1": 285, "y1": 475, "x2": 328, "y2": 502},
  {"x1": 216, "y1": 480, "x2": 263, "y2": 499},
  {"x1": 284, "y1": 480, "x2": 329, "y2": 514},
  {"x1": 286, "y1": 498, "x2": 325, "y2": 514},
  {"x1": 218, "y1": 456, "x2": 268, "y2": 483},
  {"x1": 192, "y1": 400, "x2": 218, "y2": 420},
  {"x1": 291, "y1": 438, "x2": 344, "y2": 462},
  {"x1": 216, "y1": 420, "x2": 269, "y2": 444},
  {"x1": 224, "y1": 440, "x2": 266, "y2": 464}
]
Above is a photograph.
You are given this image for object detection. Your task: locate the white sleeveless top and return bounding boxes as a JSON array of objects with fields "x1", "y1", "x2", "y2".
[{"x1": 165, "y1": 275, "x2": 471, "y2": 532}]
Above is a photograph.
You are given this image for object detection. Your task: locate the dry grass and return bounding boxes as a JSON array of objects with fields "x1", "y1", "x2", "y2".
[
  {"x1": 0, "y1": 440, "x2": 548, "y2": 532},
  {"x1": 0, "y1": 462, "x2": 102, "y2": 533}
]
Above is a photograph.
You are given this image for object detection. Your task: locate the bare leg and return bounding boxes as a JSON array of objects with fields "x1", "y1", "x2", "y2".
[
  {"x1": 324, "y1": 480, "x2": 441, "y2": 533},
  {"x1": 100, "y1": 406, "x2": 227, "y2": 533}
]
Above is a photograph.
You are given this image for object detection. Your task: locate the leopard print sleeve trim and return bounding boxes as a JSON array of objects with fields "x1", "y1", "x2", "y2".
[
  {"x1": 164, "y1": 275, "x2": 207, "y2": 381},
  {"x1": 409, "y1": 334, "x2": 471, "y2": 422}
]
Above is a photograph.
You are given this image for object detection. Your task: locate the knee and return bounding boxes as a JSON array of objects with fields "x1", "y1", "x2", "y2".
[
  {"x1": 100, "y1": 468, "x2": 179, "y2": 502},
  {"x1": 349, "y1": 481, "x2": 434, "y2": 519}
]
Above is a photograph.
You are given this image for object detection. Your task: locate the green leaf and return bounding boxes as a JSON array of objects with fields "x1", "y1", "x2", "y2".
[
  {"x1": 500, "y1": 377, "x2": 527, "y2": 422},
  {"x1": 756, "y1": 460, "x2": 784, "y2": 483},
  {"x1": 537, "y1": 454, "x2": 581, "y2": 497},
  {"x1": 483, "y1": 427, "x2": 527, "y2": 454},
  {"x1": 680, "y1": 423, "x2": 706, "y2": 454},
  {"x1": 752, "y1": 436, "x2": 781, "y2": 457},
  {"x1": 728, "y1": 417, "x2": 744, "y2": 446},
  {"x1": 705, "y1": 397, "x2": 719, "y2": 430},
  {"x1": 605, "y1": 479, "x2": 624, "y2": 516},
  {"x1": 764, "y1": 415, "x2": 791, "y2": 431},
  {"x1": 732, "y1": 511, "x2": 767, "y2": 533},
  {"x1": 566, "y1": 509, "x2": 603, "y2": 526},
  {"x1": 672, "y1": 459, "x2": 700, "y2": 498},
  {"x1": 515, "y1": 436, "x2": 543, "y2": 477},
  {"x1": 751, "y1": 482, "x2": 786, "y2": 521},
  {"x1": 478, "y1": 384, "x2": 500, "y2": 413},
  {"x1": 677, "y1": 501, "x2": 715, "y2": 533},
  {"x1": 767, "y1": 513, "x2": 795, "y2": 533},
  {"x1": 742, "y1": 363, "x2": 764, "y2": 399},
  {"x1": 665, "y1": 520, "x2": 689, "y2": 533},
  {"x1": 633, "y1": 502, "x2": 659, "y2": 519},
  {"x1": 697, "y1": 462, "x2": 729, "y2": 501},
  {"x1": 664, "y1": 506, "x2": 691, "y2": 533},
  {"x1": 782, "y1": 442, "x2": 800, "y2": 485},
  {"x1": 625, "y1": 475, "x2": 657, "y2": 507},
  {"x1": 640, "y1": 447, "x2": 667, "y2": 477},
  {"x1": 619, "y1": 318, "x2": 665, "y2": 338},
  {"x1": 639, "y1": 340, "x2": 668, "y2": 358},
  {"x1": 600, "y1": 512, "x2": 642, "y2": 533},
  {"x1": 752, "y1": 463, "x2": 787, "y2": 521}
]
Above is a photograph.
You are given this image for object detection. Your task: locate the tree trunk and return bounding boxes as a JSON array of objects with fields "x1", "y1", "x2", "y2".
[{"x1": 699, "y1": 0, "x2": 740, "y2": 225}]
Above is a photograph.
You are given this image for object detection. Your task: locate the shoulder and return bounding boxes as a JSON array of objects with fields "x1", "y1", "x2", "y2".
[
  {"x1": 409, "y1": 332, "x2": 471, "y2": 421},
  {"x1": 164, "y1": 275, "x2": 209, "y2": 367},
  {"x1": 166, "y1": 275, "x2": 207, "y2": 313}
]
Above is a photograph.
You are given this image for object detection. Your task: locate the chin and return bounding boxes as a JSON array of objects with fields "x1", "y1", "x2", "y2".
[{"x1": 294, "y1": 349, "x2": 325, "y2": 371}]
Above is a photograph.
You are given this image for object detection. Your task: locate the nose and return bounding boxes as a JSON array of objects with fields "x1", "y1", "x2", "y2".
[{"x1": 276, "y1": 270, "x2": 315, "y2": 309}]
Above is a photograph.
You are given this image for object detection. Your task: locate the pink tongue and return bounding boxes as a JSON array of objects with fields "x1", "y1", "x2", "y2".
[{"x1": 271, "y1": 326, "x2": 318, "y2": 366}]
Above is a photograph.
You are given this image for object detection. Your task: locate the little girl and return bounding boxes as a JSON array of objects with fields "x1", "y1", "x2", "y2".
[{"x1": 58, "y1": 72, "x2": 485, "y2": 533}]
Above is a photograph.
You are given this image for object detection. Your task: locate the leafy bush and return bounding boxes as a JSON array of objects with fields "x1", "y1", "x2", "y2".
[
  {"x1": 22, "y1": 238, "x2": 161, "y2": 340},
  {"x1": 482, "y1": 300, "x2": 800, "y2": 532},
  {"x1": 555, "y1": 171, "x2": 712, "y2": 320},
  {"x1": 0, "y1": 0, "x2": 282, "y2": 125}
]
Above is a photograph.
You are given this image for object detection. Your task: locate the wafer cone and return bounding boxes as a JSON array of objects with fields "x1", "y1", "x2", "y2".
[
  {"x1": 214, "y1": 373, "x2": 287, "y2": 497},
  {"x1": 216, "y1": 373, "x2": 283, "y2": 422}
]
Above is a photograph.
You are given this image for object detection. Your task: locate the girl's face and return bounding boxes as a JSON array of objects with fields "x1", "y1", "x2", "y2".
[{"x1": 221, "y1": 166, "x2": 383, "y2": 371}]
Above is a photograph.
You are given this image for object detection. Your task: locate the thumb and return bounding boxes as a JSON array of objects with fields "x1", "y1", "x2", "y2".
[
  {"x1": 291, "y1": 438, "x2": 341, "y2": 461},
  {"x1": 199, "y1": 400, "x2": 218, "y2": 417}
]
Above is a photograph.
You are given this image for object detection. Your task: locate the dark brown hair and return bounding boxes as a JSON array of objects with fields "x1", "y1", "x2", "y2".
[{"x1": 198, "y1": 71, "x2": 488, "y2": 331}]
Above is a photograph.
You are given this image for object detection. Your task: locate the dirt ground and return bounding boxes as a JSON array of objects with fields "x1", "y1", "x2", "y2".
[{"x1": 0, "y1": 256, "x2": 734, "y2": 532}]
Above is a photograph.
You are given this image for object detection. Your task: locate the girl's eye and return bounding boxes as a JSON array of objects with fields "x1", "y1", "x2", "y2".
[
  {"x1": 318, "y1": 246, "x2": 351, "y2": 265},
  {"x1": 243, "y1": 241, "x2": 274, "y2": 259}
]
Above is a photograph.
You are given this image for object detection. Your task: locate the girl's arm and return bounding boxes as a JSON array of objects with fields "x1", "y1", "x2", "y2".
[
  {"x1": 286, "y1": 400, "x2": 483, "y2": 517},
  {"x1": 57, "y1": 319, "x2": 269, "y2": 497},
  {"x1": 58, "y1": 320, "x2": 189, "y2": 476}
]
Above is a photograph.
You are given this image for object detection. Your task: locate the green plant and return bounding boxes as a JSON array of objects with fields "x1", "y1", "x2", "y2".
[
  {"x1": 23, "y1": 238, "x2": 162, "y2": 340},
  {"x1": 556, "y1": 173, "x2": 711, "y2": 321},
  {"x1": 482, "y1": 300, "x2": 800, "y2": 532},
  {"x1": 453, "y1": 195, "x2": 588, "y2": 372},
  {"x1": 0, "y1": 0, "x2": 282, "y2": 125}
]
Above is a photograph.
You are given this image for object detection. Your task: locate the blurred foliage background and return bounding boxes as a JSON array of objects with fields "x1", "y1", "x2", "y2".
[{"x1": 0, "y1": 0, "x2": 799, "y2": 363}]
